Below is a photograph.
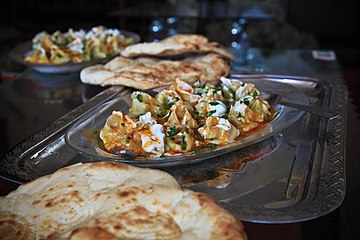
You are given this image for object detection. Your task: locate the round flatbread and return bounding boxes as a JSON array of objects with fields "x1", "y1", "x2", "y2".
[
  {"x1": 80, "y1": 53, "x2": 230, "y2": 89},
  {"x1": 121, "y1": 34, "x2": 234, "y2": 60},
  {"x1": 0, "y1": 162, "x2": 246, "y2": 240}
]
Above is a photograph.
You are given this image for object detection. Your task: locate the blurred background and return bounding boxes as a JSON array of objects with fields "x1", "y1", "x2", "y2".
[
  {"x1": 1, "y1": 0, "x2": 359, "y2": 109},
  {"x1": 0, "y1": 0, "x2": 359, "y2": 64}
]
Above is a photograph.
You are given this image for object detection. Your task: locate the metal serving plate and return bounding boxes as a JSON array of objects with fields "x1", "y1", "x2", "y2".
[
  {"x1": 65, "y1": 79, "x2": 306, "y2": 167},
  {"x1": 0, "y1": 74, "x2": 347, "y2": 223},
  {"x1": 9, "y1": 30, "x2": 140, "y2": 74}
]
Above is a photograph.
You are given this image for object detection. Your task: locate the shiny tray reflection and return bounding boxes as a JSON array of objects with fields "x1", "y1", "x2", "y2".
[
  {"x1": 0, "y1": 74, "x2": 347, "y2": 223},
  {"x1": 9, "y1": 30, "x2": 140, "y2": 74},
  {"x1": 65, "y1": 78, "x2": 306, "y2": 167}
]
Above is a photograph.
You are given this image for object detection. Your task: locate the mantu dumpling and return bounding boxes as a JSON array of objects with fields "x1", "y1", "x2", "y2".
[
  {"x1": 163, "y1": 101, "x2": 198, "y2": 129},
  {"x1": 228, "y1": 98, "x2": 272, "y2": 132},
  {"x1": 193, "y1": 80, "x2": 225, "y2": 101},
  {"x1": 128, "y1": 91, "x2": 161, "y2": 118},
  {"x1": 101, "y1": 111, "x2": 165, "y2": 157},
  {"x1": 99, "y1": 76, "x2": 275, "y2": 158},
  {"x1": 170, "y1": 79, "x2": 200, "y2": 105},
  {"x1": 100, "y1": 111, "x2": 135, "y2": 152},
  {"x1": 131, "y1": 112, "x2": 165, "y2": 157},
  {"x1": 49, "y1": 45, "x2": 71, "y2": 64},
  {"x1": 248, "y1": 98, "x2": 273, "y2": 121},
  {"x1": 195, "y1": 97, "x2": 227, "y2": 118},
  {"x1": 220, "y1": 76, "x2": 258, "y2": 102},
  {"x1": 198, "y1": 116, "x2": 240, "y2": 145},
  {"x1": 154, "y1": 90, "x2": 182, "y2": 118},
  {"x1": 165, "y1": 128, "x2": 195, "y2": 153}
]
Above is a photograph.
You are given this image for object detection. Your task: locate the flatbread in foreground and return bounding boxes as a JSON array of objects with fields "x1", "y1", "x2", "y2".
[
  {"x1": 121, "y1": 34, "x2": 234, "y2": 60},
  {"x1": 0, "y1": 162, "x2": 247, "y2": 240},
  {"x1": 80, "y1": 53, "x2": 230, "y2": 89}
]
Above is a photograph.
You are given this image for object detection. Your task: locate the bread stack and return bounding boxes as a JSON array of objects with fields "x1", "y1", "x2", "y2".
[{"x1": 80, "y1": 34, "x2": 233, "y2": 90}]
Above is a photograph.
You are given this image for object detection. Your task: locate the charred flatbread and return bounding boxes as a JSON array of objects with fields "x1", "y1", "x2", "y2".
[
  {"x1": 80, "y1": 53, "x2": 230, "y2": 89},
  {"x1": 0, "y1": 162, "x2": 246, "y2": 240},
  {"x1": 121, "y1": 34, "x2": 234, "y2": 60}
]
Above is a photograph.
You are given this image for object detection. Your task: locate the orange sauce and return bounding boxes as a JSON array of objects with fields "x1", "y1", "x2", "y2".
[{"x1": 239, "y1": 122, "x2": 269, "y2": 138}]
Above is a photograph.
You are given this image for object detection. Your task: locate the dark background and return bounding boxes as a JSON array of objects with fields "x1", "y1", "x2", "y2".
[
  {"x1": 1, "y1": 0, "x2": 359, "y2": 63},
  {"x1": 1, "y1": 0, "x2": 359, "y2": 109}
]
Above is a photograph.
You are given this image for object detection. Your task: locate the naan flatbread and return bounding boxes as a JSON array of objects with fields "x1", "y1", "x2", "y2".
[
  {"x1": 121, "y1": 34, "x2": 234, "y2": 60},
  {"x1": 0, "y1": 162, "x2": 246, "y2": 240},
  {"x1": 80, "y1": 53, "x2": 230, "y2": 89}
]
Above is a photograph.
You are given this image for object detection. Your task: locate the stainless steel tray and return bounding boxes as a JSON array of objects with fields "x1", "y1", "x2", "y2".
[{"x1": 0, "y1": 74, "x2": 347, "y2": 223}]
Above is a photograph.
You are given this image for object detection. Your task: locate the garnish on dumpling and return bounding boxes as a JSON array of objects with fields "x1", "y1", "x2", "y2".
[{"x1": 100, "y1": 77, "x2": 277, "y2": 158}]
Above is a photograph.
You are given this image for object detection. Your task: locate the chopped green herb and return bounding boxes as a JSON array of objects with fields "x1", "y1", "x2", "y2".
[
  {"x1": 125, "y1": 137, "x2": 131, "y2": 144},
  {"x1": 181, "y1": 135, "x2": 187, "y2": 150},
  {"x1": 167, "y1": 126, "x2": 177, "y2": 137},
  {"x1": 220, "y1": 114, "x2": 228, "y2": 119},
  {"x1": 229, "y1": 88, "x2": 236, "y2": 98},
  {"x1": 212, "y1": 86, "x2": 221, "y2": 92},
  {"x1": 195, "y1": 111, "x2": 205, "y2": 119},
  {"x1": 243, "y1": 98, "x2": 250, "y2": 105},
  {"x1": 121, "y1": 122, "x2": 125, "y2": 127},
  {"x1": 207, "y1": 110, "x2": 216, "y2": 116},
  {"x1": 252, "y1": 90, "x2": 259, "y2": 97},
  {"x1": 222, "y1": 101, "x2": 230, "y2": 111},
  {"x1": 164, "y1": 111, "x2": 171, "y2": 122},
  {"x1": 136, "y1": 94, "x2": 143, "y2": 102},
  {"x1": 157, "y1": 112, "x2": 166, "y2": 118},
  {"x1": 165, "y1": 98, "x2": 179, "y2": 110},
  {"x1": 192, "y1": 149, "x2": 200, "y2": 153},
  {"x1": 195, "y1": 135, "x2": 204, "y2": 141},
  {"x1": 200, "y1": 83, "x2": 207, "y2": 89},
  {"x1": 165, "y1": 103, "x2": 173, "y2": 110}
]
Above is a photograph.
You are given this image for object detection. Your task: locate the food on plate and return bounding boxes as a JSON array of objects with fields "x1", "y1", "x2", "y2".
[
  {"x1": 24, "y1": 26, "x2": 135, "y2": 64},
  {"x1": 80, "y1": 53, "x2": 230, "y2": 89},
  {"x1": 0, "y1": 162, "x2": 247, "y2": 240},
  {"x1": 100, "y1": 77, "x2": 277, "y2": 158},
  {"x1": 121, "y1": 34, "x2": 234, "y2": 60}
]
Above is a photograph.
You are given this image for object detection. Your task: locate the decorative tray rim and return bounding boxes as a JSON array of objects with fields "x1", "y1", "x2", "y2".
[{"x1": 0, "y1": 74, "x2": 347, "y2": 223}]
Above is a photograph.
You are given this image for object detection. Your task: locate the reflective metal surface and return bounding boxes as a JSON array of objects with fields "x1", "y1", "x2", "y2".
[
  {"x1": 65, "y1": 78, "x2": 305, "y2": 166},
  {"x1": 0, "y1": 73, "x2": 347, "y2": 223},
  {"x1": 9, "y1": 30, "x2": 140, "y2": 74}
]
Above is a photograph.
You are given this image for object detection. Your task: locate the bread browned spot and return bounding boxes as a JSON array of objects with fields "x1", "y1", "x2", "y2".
[
  {"x1": 0, "y1": 162, "x2": 246, "y2": 240},
  {"x1": 121, "y1": 34, "x2": 234, "y2": 60},
  {"x1": 80, "y1": 53, "x2": 230, "y2": 89}
]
